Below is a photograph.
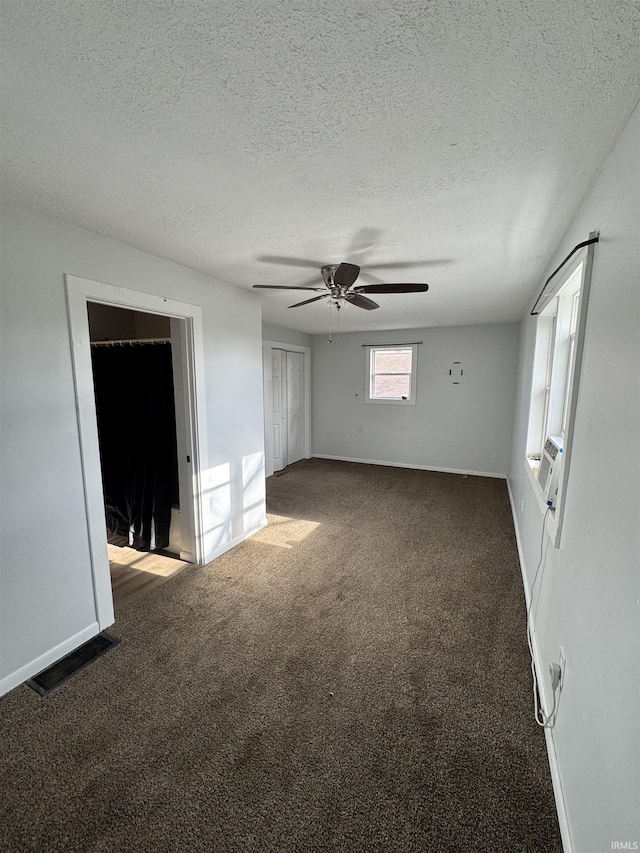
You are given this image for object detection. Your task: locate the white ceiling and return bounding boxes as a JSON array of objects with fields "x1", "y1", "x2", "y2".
[{"x1": 1, "y1": 1, "x2": 638, "y2": 334}]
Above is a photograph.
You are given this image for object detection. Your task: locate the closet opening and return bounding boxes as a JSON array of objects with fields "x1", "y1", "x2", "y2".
[
  {"x1": 87, "y1": 302, "x2": 189, "y2": 614},
  {"x1": 262, "y1": 340, "x2": 311, "y2": 478}
]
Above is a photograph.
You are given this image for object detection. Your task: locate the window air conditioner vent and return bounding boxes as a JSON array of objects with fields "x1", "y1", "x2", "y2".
[{"x1": 538, "y1": 435, "x2": 563, "y2": 502}]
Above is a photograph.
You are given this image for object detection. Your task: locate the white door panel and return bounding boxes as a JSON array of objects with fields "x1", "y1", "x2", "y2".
[
  {"x1": 286, "y1": 351, "x2": 305, "y2": 465},
  {"x1": 271, "y1": 350, "x2": 286, "y2": 471}
]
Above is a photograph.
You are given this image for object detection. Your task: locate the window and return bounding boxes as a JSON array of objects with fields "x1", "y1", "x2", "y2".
[
  {"x1": 366, "y1": 345, "x2": 417, "y2": 405},
  {"x1": 530, "y1": 263, "x2": 582, "y2": 452},
  {"x1": 560, "y1": 290, "x2": 581, "y2": 437},
  {"x1": 526, "y1": 248, "x2": 593, "y2": 544}
]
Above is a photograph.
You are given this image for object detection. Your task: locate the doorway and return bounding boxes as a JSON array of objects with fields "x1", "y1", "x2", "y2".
[
  {"x1": 65, "y1": 275, "x2": 209, "y2": 631},
  {"x1": 263, "y1": 341, "x2": 311, "y2": 477},
  {"x1": 87, "y1": 303, "x2": 189, "y2": 613}
]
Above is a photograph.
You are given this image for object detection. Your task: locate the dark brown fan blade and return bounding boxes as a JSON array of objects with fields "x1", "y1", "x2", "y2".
[
  {"x1": 288, "y1": 294, "x2": 328, "y2": 308},
  {"x1": 257, "y1": 255, "x2": 324, "y2": 269},
  {"x1": 253, "y1": 285, "x2": 324, "y2": 291},
  {"x1": 334, "y1": 263, "x2": 360, "y2": 287},
  {"x1": 345, "y1": 292, "x2": 379, "y2": 310},
  {"x1": 356, "y1": 283, "x2": 429, "y2": 294}
]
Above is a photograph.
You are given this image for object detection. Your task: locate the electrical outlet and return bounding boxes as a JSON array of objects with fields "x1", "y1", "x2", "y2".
[
  {"x1": 346, "y1": 435, "x2": 351, "y2": 443},
  {"x1": 519, "y1": 497, "x2": 524, "y2": 512}
]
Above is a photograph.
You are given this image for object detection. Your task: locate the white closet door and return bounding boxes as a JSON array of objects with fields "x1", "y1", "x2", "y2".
[
  {"x1": 286, "y1": 351, "x2": 305, "y2": 465},
  {"x1": 271, "y1": 349, "x2": 286, "y2": 471}
]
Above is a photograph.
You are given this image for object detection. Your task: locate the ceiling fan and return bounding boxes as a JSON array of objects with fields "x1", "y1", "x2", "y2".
[{"x1": 253, "y1": 262, "x2": 429, "y2": 310}]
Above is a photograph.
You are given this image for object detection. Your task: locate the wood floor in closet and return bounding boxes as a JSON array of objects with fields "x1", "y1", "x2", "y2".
[{"x1": 108, "y1": 544, "x2": 188, "y2": 614}]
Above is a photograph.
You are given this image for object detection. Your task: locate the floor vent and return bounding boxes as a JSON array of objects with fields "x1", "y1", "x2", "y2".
[{"x1": 25, "y1": 632, "x2": 120, "y2": 697}]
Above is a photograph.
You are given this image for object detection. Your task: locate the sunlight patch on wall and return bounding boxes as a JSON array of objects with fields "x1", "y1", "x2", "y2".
[
  {"x1": 242, "y1": 451, "x2": 267, "y2": 533},
  {"x1": 200, "y1": 462, "x2": 232, "y2": 554},
  {"x1": 203, "y1": 521, "x2": 233, "y2": 555}
]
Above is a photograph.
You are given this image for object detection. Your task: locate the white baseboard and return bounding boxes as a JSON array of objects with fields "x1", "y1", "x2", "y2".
[
  {"x1": 506, "y1": 477, "x2": 573, "y2": 853},
  {"x1": 312, "y1": 453, "x2": 506, "y2": 480},
  {"x1": 0, "y1": 622, "x2": 101, "y2": 698}
]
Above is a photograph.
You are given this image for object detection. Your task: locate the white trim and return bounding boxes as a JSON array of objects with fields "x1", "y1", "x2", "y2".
[
  {"x1": 262, "y1": 340, "x2": 311, "y2": 477},
  {"x1": 0, "y1": 623, "x2": 100, "y2": 697},
  {"x1": 524, "y1": 460, "x2": 560, "y2": 545},
  {"x1": 365, "y1": 343, "x2": 418, "y2": 405},
  {"x1": 262, "y1": 344, "x2": 275, "y2": 477},
  {"x1": 312, "y1": 454, "x2": 505, "y2": 479},
  {"x1": 542, "y1": 726, "x2": 573, "y2": 853},
  {"x1": 553, "y1": 239, "x2": 595, "y2": 546},
  {"x1": 65, "y1": 275, "x2": 209, "y2": 631},
  {"x1": 169, "y1": 317, "x2": 197, "y2": 561},
  {"x1": 525, "y1": 236, "x2": 596, "y2": 549},
  {"x1": 263, "y1": 339, "x2": 310, "y2": 353},
  {"x1": 506, "y1": 477, "x2": 573, "y2": 853}
]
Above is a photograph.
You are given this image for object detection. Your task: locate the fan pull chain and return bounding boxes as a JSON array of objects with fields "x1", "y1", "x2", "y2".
[{"x1": 328, "y1": 300, "x2": 333, "y2": 343}]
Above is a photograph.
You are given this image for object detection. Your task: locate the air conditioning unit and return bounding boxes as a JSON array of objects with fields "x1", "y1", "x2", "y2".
[{"x1": 538, "y1": 435, "x2": 563, "y2": 505}]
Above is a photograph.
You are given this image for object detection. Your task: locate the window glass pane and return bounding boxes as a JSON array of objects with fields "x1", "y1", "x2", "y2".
[
  {"x1": 570, "y1": 292, "x2": 580, "y2": 334},
  {"x1": 561, "y1": 335, "x2": 577, "y2": 436},
  {"x1": 374, "y1": 349, "x2": 412, "y2": 374},
  {"x1": 374, "y1": 374, "x2": 410, "y2": 398}
]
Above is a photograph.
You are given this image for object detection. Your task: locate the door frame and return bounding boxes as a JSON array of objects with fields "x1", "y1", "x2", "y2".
[
  {"x1": 65, "y1": 274, "x2": 209, "y2": 630},
  {"x1": 262, "y1": 340, "x2": 311, "y2": 478}
]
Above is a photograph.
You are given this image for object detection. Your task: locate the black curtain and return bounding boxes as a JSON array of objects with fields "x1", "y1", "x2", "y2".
[{"x1": 91, "y1": 343, "x2": 179, "y2": 551}]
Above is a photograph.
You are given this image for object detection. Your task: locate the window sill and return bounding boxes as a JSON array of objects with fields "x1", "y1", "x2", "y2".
[
  {"x1": 366, "y1": 397, "x2": 416, "y2": 406},
  {"x1": 524, "y1": 458, "x2": 560, "y2": 547}
]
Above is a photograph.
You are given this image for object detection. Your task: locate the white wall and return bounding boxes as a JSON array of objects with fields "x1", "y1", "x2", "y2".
[
  {"x1": 312, "y1": 323, "x2": 519, "y2": 476},
  {"x1": 508, "y1": 102, "x2": 640, "y2": 851},
  {"x1": 0, "y1": 202, "x2": 266, "y2": 694},
  {"x1": 262, "y1": 321, "x2": 312, "y2": 348}
]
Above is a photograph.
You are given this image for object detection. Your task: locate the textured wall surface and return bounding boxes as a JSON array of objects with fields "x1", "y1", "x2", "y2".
[
  {"x1": 312, "y1": 323, "x2": 519, "y2": 476},
  {"x1": 262, "y1": 322, "x2": 312, "y2": 348},
  {"x1": 1, "y1": 1, "x2": 639, "y2": 333},
  {"x1": 0, "y1": 201, "x2": 265, "y2": 693},
  {"x1": 508, "y1": 102, "x2": 640, "y2": 851}
]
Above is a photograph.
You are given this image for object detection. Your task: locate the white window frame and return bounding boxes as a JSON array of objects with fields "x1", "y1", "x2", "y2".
[
  {"x1": 366, "y1": 344, "x2": 418, "y2": 405},
  {"x1": 560, "y1": 290, "x2": 581, "y2": 437},
  {"x1": 540, "y1": 264, "x2": 582, "y2": 441},
  {"x1": 525, "y1": 240, "x2": 595, "y2": 546}
]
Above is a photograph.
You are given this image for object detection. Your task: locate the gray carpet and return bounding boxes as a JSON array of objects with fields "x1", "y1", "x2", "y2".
[{"x1": 0, "y1": 459, "x2": 561, "y2": 852}]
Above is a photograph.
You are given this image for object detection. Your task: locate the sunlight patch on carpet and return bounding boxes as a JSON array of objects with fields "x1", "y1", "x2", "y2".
[{"x1": 252, "y1": 513, "x2": 320, "y2": 549}]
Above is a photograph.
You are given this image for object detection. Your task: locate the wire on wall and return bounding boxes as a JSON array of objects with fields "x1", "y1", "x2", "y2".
[{"x1": 526, "y1": 507, "x2": 561, "y2": 728}]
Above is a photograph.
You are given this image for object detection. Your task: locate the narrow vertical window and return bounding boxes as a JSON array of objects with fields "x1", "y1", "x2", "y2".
[{"x1": 525, "y1": 250, "x2": 593, "y2": 542}]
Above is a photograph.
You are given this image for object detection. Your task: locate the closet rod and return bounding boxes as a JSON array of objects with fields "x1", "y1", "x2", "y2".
[{"x1": 90, "y1": 337, "x2": 171, "y2": 347}]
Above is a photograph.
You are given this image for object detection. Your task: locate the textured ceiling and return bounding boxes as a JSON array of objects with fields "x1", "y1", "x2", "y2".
[{"x1": 1, "y1": 1, "x2": 639, "y2": 333}]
